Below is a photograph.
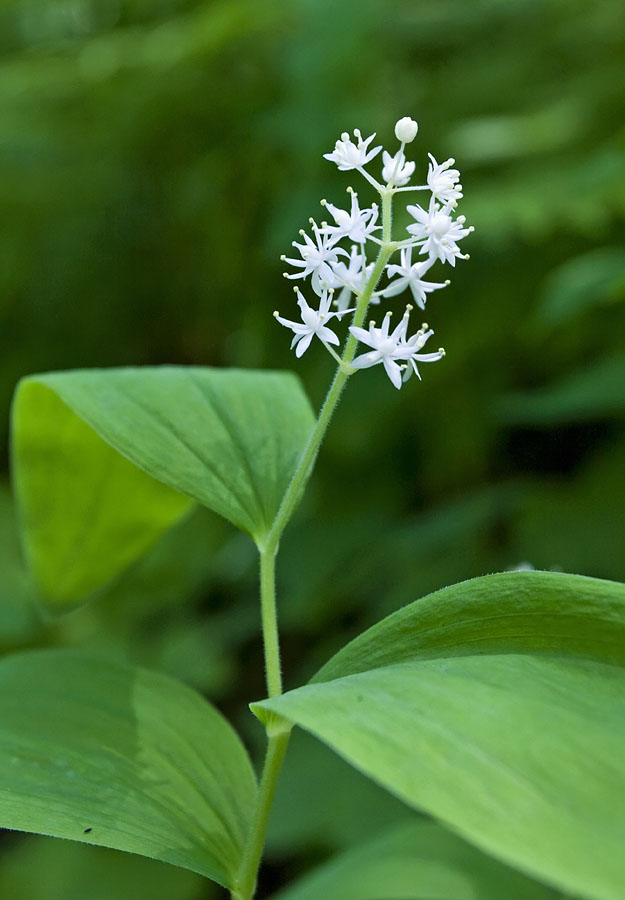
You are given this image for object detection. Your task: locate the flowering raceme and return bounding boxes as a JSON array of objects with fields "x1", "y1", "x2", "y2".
[{"x1": 275, "y1": 116, "x2": 473, "y2": 388}]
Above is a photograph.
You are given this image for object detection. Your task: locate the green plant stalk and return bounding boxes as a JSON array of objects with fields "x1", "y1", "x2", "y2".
[
  {"x1": 232, "y1": 729, "x2": 290, "y2": 900},
  {"x1": 235, "y1": 188, "x2": 396, "y2": 900},
  {"x1": 262, "y1": 188, "x2": 394, "y2": 557},
  {"x1": 259, "y1": 546, "x2": 282, "y2": 698}
]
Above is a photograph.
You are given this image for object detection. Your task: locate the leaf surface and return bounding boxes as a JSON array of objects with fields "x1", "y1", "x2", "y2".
[
  {"x1": 0, "y1": 650, "x2": 257, "y2": 890},
  {"x1": 255, "y1": 572, "x2": 625, "y2": 900},
  {"x1": 12, "y1": 367, "x2": 314, "y2": 609},
  {"x1": 0, "y1": 836, "x2": 205, "y2": 900},
  {"x1": 313, "y1": 571, "x2": 625, "y2": 682},
  {"x1": 271, "y1": 818, "x2": 558, "y2": 900}
]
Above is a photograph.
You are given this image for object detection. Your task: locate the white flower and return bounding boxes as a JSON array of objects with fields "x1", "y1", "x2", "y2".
[
  {"x1": 427, "y1": 154, "x2": 463, "y2": 206},
  {"x1": 350, "y1": 308, "x2": 445, "y2": 388},
  {"x1": 394, "y1": 117, "x2": 419, "y2": 143},
  {"x1": 319, "y1": 190, "x2": 380, "y2": 244},
  {"x1": 323, "y1": 129, "x2": 382, "y2": 171},
  {"x1": 350, "y1": 311, "x2": 411, "y2": 389},
  {"x1": 381, "y1": 246, "x2": 449, "y2": 308},
  {"x1": 399, "y1": 322, "x2": 445, "y2": 382},
  {"x1": 281, "y1": 221, "x2": 346, "y2": 295},
  {"x1": 406, "y1": 200, "x2": 473, "y2": 266},
  {"x1": 330, "y1": 245, "x2": 375, "y2": 311},
  {"x1": 274, "y1": 288, "x2": 352, "y2": 357},
  {"x1": 381, "y1": 150, "x2": 415, "y2": 187}
]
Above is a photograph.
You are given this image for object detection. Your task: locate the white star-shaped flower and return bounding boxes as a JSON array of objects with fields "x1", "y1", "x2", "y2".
[
  {"x1": 427, "y1": 154, "x2": 463, "y2": 206},
  {"x1": 381, "y1": 246, "x2": 449, "y2": 309},
  {"x1": 323, "y1": 129, "x2": 382, "y2": 171},
  {"x1": 281, "y1": 221, "x2": 346, "y2": 295},
  {"x1": 319, "y1": 190, "x2": 380, "y2": 244},
  {"x1": 274, "y1": 289, "x2": 353, "y2": 358},
  {"x1": 406, "y1": 199, "x2": 473, "y2": 266},
  {"x1": 381, "y1": 149, "x2": 415, "y2": 187},
  {"x1": 350, "y1": 311, "x2": 411, "y2": 389},
  {"x1": 399, "y1": 322, "x2": 445, "y2": 381},
  {"x1": 330, "y1": 245, "x2": 376, "y2": 311}
]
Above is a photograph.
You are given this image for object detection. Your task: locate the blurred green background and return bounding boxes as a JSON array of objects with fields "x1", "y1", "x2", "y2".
[{"x1": 1, "y1": 0, "x2": 624, "y2": 897}]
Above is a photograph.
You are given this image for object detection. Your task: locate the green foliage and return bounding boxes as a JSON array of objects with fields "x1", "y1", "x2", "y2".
[
  {"x1": 495, "y1": 356, "x2": 625, "y2": 425},
  {"x1": 0, "y1": 484, "x2": 39, "y2": 646},
  {"x1": 534, "y1": 248, "x2": 625, "y2": 329},
  {"x1": 12, "y1": 376, "x2": 192, "y2": 611},
  {"x1": 12, "y1": 367, "x2": 314, "y2": 610},
  {"x1": 313, "y1": 571, "x2": 625, "y2": 679},
  {"x1": 0, "y1": 836, "x2": 208, "y2": 900},
  {"x1": 517, "y1": 440, "x2": 625, "y2": 579},
  {"x1": 0, "y1": 650, "x2": 257, "y2": 890},
  {"x1": 256, "y1": 572, "x2": 625, "y2": 900},
  {"x1": 0, "y1": 0, "x2": 624, "y2": 896},
  {"x1": 271, "y1": 818, "x2": 558, "y2": 900},
  {"x1": 266, "y1": 730, "x2": 408, "y2": 855}
]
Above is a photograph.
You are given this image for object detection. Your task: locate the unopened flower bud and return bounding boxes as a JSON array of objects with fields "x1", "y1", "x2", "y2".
[{"x1": 394, "y1": 117, "x2": 418, "y2": 143}]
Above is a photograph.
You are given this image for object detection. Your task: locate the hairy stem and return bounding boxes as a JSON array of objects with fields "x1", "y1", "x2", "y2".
[
  {"x1": 233, "y1": 730, "x2": 290, "y2": 900},
  {"x1": 259, "y1": 546, "x2": 282, "y2": 698},
  {"x1": 262, "y1": 196, "x2": 394, "y2": 555}
]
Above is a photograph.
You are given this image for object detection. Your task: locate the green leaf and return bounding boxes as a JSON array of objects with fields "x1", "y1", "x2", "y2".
[
  {"x1": 314, "y1": 571, "x2": 625, "y2": 681},
  {"x1": 255, "y1": 572, "x2": 625, "y2": 900},
  {"x1": 271, "y1": 818, "x2": 558, "y2": 900},
  {"x1": 0, "y1": 836, "x2": 206, "y2": 900},
  {"x1": 516, "y1": 440, "x2": 625, "y2": 582},
  {"x1": 0, "y1": 483, "x2": 40, "y2": 645},
  {"x1": 12, "y1": 367, "x2": 314, "y2": 609},
  {"x1": 12, "y1": 376, "x2": 193, "y2": 611},
  {"x1": 493, "y1": 355, "x2": 625, "y2": 425},
  {"x1": 267, "y1": 729, "x2": 408, "y2": 855},
  {"x1": 0, "y1": 650, "x2": 257, "y2": 890},
  {"x1": 535, "y1": 247, "x2": 625, "y2": 329}
]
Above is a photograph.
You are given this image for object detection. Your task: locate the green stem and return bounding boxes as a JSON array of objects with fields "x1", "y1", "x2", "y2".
[
  {"x1": 232, "y1": 730, "x2": 291, "y2": 900},
  {"x1": 259, "y1": 546, "x2": 282, "y2": 698},
  {"x1": 262, "y1": 198, "x2": 394, "y2": 556},
  {"x1": 234, "y1": 187, "x2": 396, "y2": 900}
]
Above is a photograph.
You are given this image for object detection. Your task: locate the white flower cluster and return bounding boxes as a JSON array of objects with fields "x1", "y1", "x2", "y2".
[{"x1": 274, "y1": 117, "x2": 473, "y2": 388}]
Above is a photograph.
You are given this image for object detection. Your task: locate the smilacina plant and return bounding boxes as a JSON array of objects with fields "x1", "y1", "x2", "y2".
[{"x1": 3, "y1": 118, "x2": 625, "y2": 900}]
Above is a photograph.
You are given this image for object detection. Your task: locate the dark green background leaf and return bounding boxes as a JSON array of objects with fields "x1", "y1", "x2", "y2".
[
  {"x1": 494, "y1": 356, "x2": 625, "y2": 426},
  {"x1": 271, "y1": 818, "x2": 559, "y2": 900},
  {"x1": 535, "y1": 248, "x2": 625, "y2": 329},
  {"x1": 0, "y1": 836, "x2": 208, "y2": 900}
]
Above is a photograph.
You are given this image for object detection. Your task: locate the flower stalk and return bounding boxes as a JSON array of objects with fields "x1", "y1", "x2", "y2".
[{"x1": 236, "y1": 115, "x2": 473, "y2": 899}]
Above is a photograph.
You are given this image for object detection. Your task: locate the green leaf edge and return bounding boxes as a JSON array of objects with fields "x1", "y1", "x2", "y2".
[{"x1": 311, "y1": 570, "x2": 625, "y2": 682}]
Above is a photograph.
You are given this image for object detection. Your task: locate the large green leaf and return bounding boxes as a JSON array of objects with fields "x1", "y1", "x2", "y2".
[
  {"x1": 313, "y1": 571, "x2": 625, "y2": 681},
  {"x1": 255, "y1": 572, "x2": 625, "y2": 900},
  {"x1": 258, "y1": 656, "x2": 624, "y2": 900},
  {"x1": 12, "y1": 367, "x2": 314, "y2": 609},
  {"x1": 0, "y1": 650, "x2": 257, "y2": 890},
  {"x1": 272, "y1": 818, "x2": 558, "y2": 900}
]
